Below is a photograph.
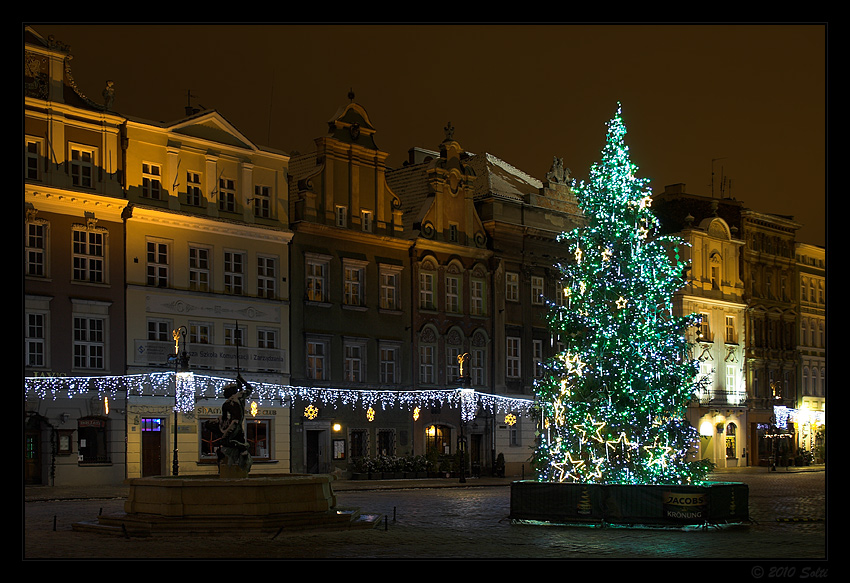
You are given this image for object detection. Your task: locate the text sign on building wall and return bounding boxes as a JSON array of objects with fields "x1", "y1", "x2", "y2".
[{"x1": 134, "y1": 340, "x2": 285, "y2": 372}]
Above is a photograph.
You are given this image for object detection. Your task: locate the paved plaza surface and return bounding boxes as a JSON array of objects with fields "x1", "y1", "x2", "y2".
[{"x1": 24, "y1": 467, "x2": 827, "y2": 568}]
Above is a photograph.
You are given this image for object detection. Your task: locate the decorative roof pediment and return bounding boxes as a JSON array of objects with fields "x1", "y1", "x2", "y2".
[
  {"x1": 167, "y1": 110, "x2": 255, "y2": 150},
  {"x1": 326, "y1": 92, "x2": 379, "y2": 150},
  {"x1": 699, "y1": 216, "x2": 732, "y2": 240}
]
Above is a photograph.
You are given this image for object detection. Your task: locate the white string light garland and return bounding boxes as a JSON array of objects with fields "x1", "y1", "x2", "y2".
[{"x1": 24, "y1": 372, "x2": 534, "y2": 420}]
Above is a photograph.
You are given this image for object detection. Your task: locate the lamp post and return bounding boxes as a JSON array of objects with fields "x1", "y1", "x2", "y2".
[
  {"x1": 457, "y1": 353, "x2": 470, "y2": 484},
  {"x1": 171, "y1": 326, "x2": 190, "y2": 476}
]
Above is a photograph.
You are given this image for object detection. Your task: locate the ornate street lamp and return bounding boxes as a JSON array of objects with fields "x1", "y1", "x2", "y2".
[{"x1": 170, "y1": 326, "x2": 190, "y2": 476}]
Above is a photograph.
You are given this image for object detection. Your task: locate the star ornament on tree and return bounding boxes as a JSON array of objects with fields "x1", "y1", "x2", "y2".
[
  {"x1": 643, "y1": 441, "x2": 673, "y2": 469},
  {"x1": 574, "y1": 414, "x2": 606, "y2": 443},
  {"x1": 551, "y1": 451, "x2": 586, "y2": 482}
]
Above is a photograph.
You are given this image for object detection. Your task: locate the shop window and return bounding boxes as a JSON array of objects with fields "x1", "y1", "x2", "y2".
[
  {"x1": 377, "y1": 428, "x2": 395, "y2": 456},
  {"x1": 77, "y1": 417, "x2": 109, "y2": 464},
  {"x1": 426, "y1": 424, "x2": 451, "y2": 455},
  {"x1": 349, "y1": 428, "x2": 368, "y2": 458},
  {"x1": 725, "y1": 422, "x2": 737, "y2": 459},
  {"x1": 246, "y1": 418, "x2": 271, "y2": 460}
]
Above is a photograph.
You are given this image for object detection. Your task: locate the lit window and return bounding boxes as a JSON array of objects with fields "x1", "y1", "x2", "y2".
[
  {"x1": 506, "y1": 272, "x2": 519, "y2": 302},
  {"x1": 506, "y1": 337, "x2": 521, "y2": 378},
  {"x1": 531, "y1": 276, "x2": 544, "y2": 305},
  {"x1": 142, "y1": 163, "x2": 162, "y2": 199},
  {"x1": 224, "y1": 251, "x2": 245, "y2": 295},
  {"x1": 218, "y1": 177, "x2": 236, "y2": 212},
  {"x1": 73, "y1": 227, "x2": 106, "y2": 283},
  {"x1": 253, "y1": 185, "x2": 271, "y2": 218},
  {"x1": 306, "y1": 254, "x2": 330, "y2": 303},
  {"x1": 70, "y1": 146, "x2": 95, "y2": 188},
  {"x1": 186, "y1": 171, "x2": 203, "y2": 206},
  {"x1": 257, "y1": 255, "x2": 276, "y2": 299},
  {"x1": 146, "y1": 240, "x2": 169, "y2": 287},
  {"x1": 189, "y1": 246, "x2": 210, "y2": 292},
  {"x1": 74, "y1": 316, "x2": 105, "y2": 370}
]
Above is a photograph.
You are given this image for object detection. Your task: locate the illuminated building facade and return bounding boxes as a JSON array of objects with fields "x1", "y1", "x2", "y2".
[
  {"x1": 469, "y1": 153, "x2": 585, "y2": 476},
  {"x1": 795, "y1": 242, "x2": 826, "y2": 462},
  {"x1": 287, "y1": 95, "x2": 411, "y2": 474},
  {"x1": 741, "y1": 209, "x2": 802, "y2": 466},
  {"x1": 25, "y1": 27, "x2": 129, "y2": 486},
  {"x1": 121, "y1": 107, "x2": 293, "y2": 479},
  {"x1": 654, "y1": 185, "x2": 748, "y2": 467},
  {"x1": 387, "y1": 129, "x2": 495, "y2": 475}
]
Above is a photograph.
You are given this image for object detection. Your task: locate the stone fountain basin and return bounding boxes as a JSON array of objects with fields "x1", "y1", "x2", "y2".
[{"x1": 123, "y1": 473, "x2": 338, "y2": 517}]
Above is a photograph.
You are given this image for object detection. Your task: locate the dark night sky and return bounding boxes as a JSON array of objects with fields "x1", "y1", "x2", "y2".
[{"x1": 29, "y1": 23, "x2": 826, "y2": 247}]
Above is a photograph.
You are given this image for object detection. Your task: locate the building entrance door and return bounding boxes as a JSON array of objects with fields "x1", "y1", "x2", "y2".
[
  {"x1": 141, "y1": 418, "x2": 164, "y2": 476},
  {"x1": 25, "y1": 428, "x2": 42, "y2": 484},
  {"x1": 306, "y1": 428, "x2": 327, "y2": 473}
]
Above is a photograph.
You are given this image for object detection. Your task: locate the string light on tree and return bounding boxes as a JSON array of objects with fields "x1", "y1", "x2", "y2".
[{"x1": 533, "y1": 103, "x2": 711, "y2": 486}]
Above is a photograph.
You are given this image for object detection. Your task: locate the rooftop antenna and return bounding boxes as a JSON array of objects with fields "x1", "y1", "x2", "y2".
[
  {"x1": 185, "y1": 90, "x2": 206, "y2": 116},
  {"x1": 711, "y1": 157, "x2": 727, "y2": 198}
]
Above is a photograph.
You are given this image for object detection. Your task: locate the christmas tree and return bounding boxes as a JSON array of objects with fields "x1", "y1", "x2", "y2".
[{"x1": 533, "y1": 104, "x2": 712, "y2": 486}]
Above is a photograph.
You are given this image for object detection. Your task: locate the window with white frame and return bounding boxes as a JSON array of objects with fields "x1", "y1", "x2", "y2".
[
  {"x1": 343, "y1": 259, "x2": 366, "y2": 307},
  {"x1": 470, "y1": 278, "x2": 485, "y2": 316},
  {"x1": 725, "y1": 364, "x2": 737, "y2": 401},
  {"x1": 533, "y1": 339, "x2": 544, "y2": 377},
  {"x1": 257, "y1": 255, "x2": 276, "y2": 299},
  {"x1": 379, "y1": 343, "x2": 399, "y2": 384},
  {"x1": 506, "y1": 336, "x2": 521, "y2": 378},
  {"x1": 307, "y1": 338, "x2": 328, "y2": 380},
  {"x1": 554, "y1": 281, "x2": 566, "y2": 306},
  {"x1": 188, "y1": 246, "x2": 210, "y2": 292},
  {"x1": 306, "y1": 254, "x2": 330, "y2": 303},
  {"x1": 257, "y1": 327, "x2": 278, "y2": 349},
  {"x1": 698, "y1": 312, "x2": 710, "y2": 341},
  {"x1": 379, "y1": 265, "x2": 401, "y2": 311},
  {"x1": 26, "y1": 312, "x2": 46, "y2": 368},
  {"x1": 186, "y1": 171, "x2": 203, "y2": 206},
  {"x1": 73, "y1": 315, "x2": 105, "y2": 370},
  {"x1": 471, "y1": 347, "x2": 486, "y2": 386},
  {"x1": 531, "y1": 276, "x2": 544, "y2": 305},
  {"x1": 224, "y1": 250, "x2": 245, "y2": 295},
  {"x1": 218, "y1": 177, "x2": 236, "y2": 212},
  {"x1": 361, "y1": 209, "x2": 373, "y2": 232},
  {"x1": 344, "y1": 340, "x2": 365, "y2": 382},
  {"x1": 419, "y1": 344, "x2": 435, "y2": 384},
  {"x1": 419, "y1": 271, "x2": 435, "y2": 310},
  {"x1": 448, "y1": 346, "x2": 464, "y2": 384},
  {"x1": 26, "y1": 138, "x2": 42, "y2": 181},
  {"x1": 190, "y1": 322, "x2": 212, "y2": 346},
  {"x1": 70, "y1": 145, "x2": 95, "y2": 188},
  {"x1": 446, "y1": 274, "x2": 460, "y2": 313},
  {"x1": 72, "y1": 226, "x2": 106, "y2": 283},
  {"x1": 253, "y1": 185, "x2": 271, "y2": 218},
  {"x1": 506, "y1": 272, "x2": 520, "y2": 302},
  {"x1": 335, "y1": 205, "x2": 348, "y2": 228},
  {"x1": 225, "y1": 324, "x2": 246, "y2": 354},
  {"x1": 26, "y1": 219, "x2": 48, "y2": 277},
  {"x1": 142, "y1": 163, "x2": 163, "y2": 199},
  {"x1": 146, "y1": 240, "x2": 169, "y2": 287},
  {"x1": 147, "y1": 319, "x2": 171, "y2": 342}
]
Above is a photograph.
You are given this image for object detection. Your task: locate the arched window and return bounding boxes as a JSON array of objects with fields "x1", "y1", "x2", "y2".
[{"x1": 725, "y1": 422, "x2": 737, "y2": 459}]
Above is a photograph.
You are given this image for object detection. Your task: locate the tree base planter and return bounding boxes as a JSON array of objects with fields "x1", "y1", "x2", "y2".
[
  {"x1": 72, "y1": 474, "x2": 382, "y2": 536},
  {"x1": 510, "y1": 480, "x2": 750, "y2": 528}
]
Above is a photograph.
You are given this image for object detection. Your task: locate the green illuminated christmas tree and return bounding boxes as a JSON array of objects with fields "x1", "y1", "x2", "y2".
[{"x1": 533, "y1": 104, "x2": 712, "y2": 485}]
